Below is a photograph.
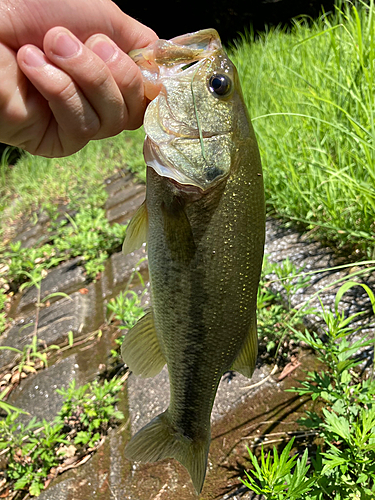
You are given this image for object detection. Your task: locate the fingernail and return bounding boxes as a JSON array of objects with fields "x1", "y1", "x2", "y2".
[
  {"x1": 23, "y1": 47, "x2": 46, "y2": 67},
  {"x1": 52, "y1": 31, "x2": 80, "y2": 58},
  {"x1": 91, "y1": 37, "x2": 116, "y2": 62}
]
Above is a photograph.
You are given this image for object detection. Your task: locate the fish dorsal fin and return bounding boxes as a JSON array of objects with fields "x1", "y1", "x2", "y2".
[
  {"x1": 122, "y1": 200, "x2": 148, "y2": 255},
  {"x1": 231, "y1": 317, "x2": 258, "y2": 379},
  {"x1": 121, "y1": 310, "x2": 166, "y2": 378}
]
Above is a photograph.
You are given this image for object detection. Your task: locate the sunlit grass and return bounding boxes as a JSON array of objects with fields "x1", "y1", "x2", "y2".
[
  {"x1": 231, "y1": 1, "x2": 375, "y2": 256},
  {"x1": 2, "y1": 2, "x2": 375, "y2": 257},
  {"x1": 0, "y1": 128, "x2": 145, "y2": 225}
]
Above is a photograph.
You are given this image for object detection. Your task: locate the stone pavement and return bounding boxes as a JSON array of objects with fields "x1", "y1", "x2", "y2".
[{"x1": 1, "y1": 171, "x2": 373, "y2": 499}]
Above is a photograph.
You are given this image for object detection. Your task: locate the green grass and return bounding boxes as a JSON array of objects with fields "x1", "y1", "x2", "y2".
[
  {"x1": 0, "y1": 201, "x2": 128, "y2": 305},
  {"x1": 0, "y1": 128, "x2": 145, "y2": 227},
  {"x1": 231, "y1": 0, "x2": 375, "y2": 257},
  {"x1": 1, "y1": 377, "x2": 125, "y2": 497},
  {"x1": 242, "y1": 281, "x2": 375, "y2": 499},
  {"x1": 2, "y1": 2, "x2": 375, "y2": 258}
]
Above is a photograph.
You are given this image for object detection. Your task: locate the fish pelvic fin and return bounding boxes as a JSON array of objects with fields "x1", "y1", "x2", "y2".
[
  {"x1": 125, "y1": 410, "x2": 210, "y2": 494},
  {"x1": 122, "y1": 200, "x2": 148, "y2": 255},
  {"x1": 231, "y1": 317, "x2": 258, "y2": 378},
  {"x1": 121, "y1": 310, "x2": 166, "y2": 378}
]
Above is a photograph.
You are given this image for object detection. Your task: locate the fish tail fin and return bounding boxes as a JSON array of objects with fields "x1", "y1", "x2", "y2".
[{"x1": 125, "y1": 410, "x2": 210, "y2": 494}]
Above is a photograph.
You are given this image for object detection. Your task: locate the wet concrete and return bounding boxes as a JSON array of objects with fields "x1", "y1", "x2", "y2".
[
  {"x1": 1, "y1": 171, "x2": 373, "y2": 499},
  {"x1": 16, "y1": 257, "x2": 86, "y2": 315},
  {"x1": 265, "y1": 219, "x2": 375, "y2": 315},
  {"x1": 0, "y1": 291, "x2": 90, "y2": 368},
  {"x1": 127, "y1": 365, "x2": 272, "y2": 435},
  {"x1": 13, "y1": 210, "x2": 52, "y2": 249},
  {"x1": 105, "y1": 172, "x2": 145, "y2": 225},
  {"x1": 8, "y1": 355, "x2": 85, "y2": 424},
  {"x1": 264, "y1": 218, "x2": 375, "y2": 347},
  {"x1": 36, "y1": 355, "x2": 312, "y2": 500}
]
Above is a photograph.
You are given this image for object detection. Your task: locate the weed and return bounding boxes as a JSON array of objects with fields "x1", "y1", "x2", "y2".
[
  {"x1": 0, "y1": 128, "x2": 145, "y2": 226},
  {"x1": 4, "y1": 417, "x2": 69, "y2": 497},
  {"x1": 56, "y1": 378, "x2": 124, "y2": 449},
  {"x1": 0, "y1": 146, "x2": 20, "y2": 199},
  {"x1": 270, "y1": 257, "x2": 311, "y2": 308},
  {"x1": 0, "y1": 334, "x2": 59, "y2": 375},
  {"x1": 0, "y1": 288, "x2": 8, "y2": 335},
  {"x1": 0, "y1": 279, "x2": 71, "y2": 384},
  {"x1": 0, "y1": 388, "x2": 28, "y2": 416},
  {"x1": 242, "y1": 437, "x2": 315, "y2": 499},
  {"x1": 0, "y1": 204, "x2": 127, "y2": 300},
  {"x1": 51, "y1": 206, "x2": 127, "y2": 279},
  {"x1": 231, "y1": 1, "x2": 375, "y2": 256},
  {"x1": 0, "y1": 376, "x2": 125, "y2": 497},
  {"x1": 256, "y1": 256, "x2": 312, "y2": 361},
  {"x1": 2, "y1": 241, "x2": 61, "y2": 292},
  {"x1": 107, "y1": 290, "x2": 144, "y2": 328},
  {"x1": 106, "y1": 260, "x2": 146, "y2": 359},
  {"x1": 108, "y1": 291, "x2": 145, "y2": 360},
  {"x1": 242, "y1": 281, "x2": 375, "y2": 499}
]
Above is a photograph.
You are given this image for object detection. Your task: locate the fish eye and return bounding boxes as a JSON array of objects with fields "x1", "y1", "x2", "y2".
[{"x1": 208, "y1": 74, "x2": 232, "y2": 97}]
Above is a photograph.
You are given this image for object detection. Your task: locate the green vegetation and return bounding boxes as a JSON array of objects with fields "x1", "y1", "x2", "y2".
[
  {"x1": 0, "y1": 377, "x2": 125, "y2": 498},
  {"x1": 256, "y1": 256, "x2": 313, "y2": 361},
  {"x1": 237, "y1": 5, "x2": 375, "y2": 492},
  {"x1": 0, "y1": 128, "x2": 145, "y2": 225},
  {"x1": 0, "y1": 130, "x2": 145, "y2": 336},
  {"x1": 0, "y1": 196, "x2": 127, "y2": 328},
  {"x1": 0, "y1": 259, "x2": 145, "y2": 497},
  {"x1": 0, "y1": 289, "x2": 7, "y2": 333},
  {"x1": 2, "y1": 2, "x2": 375, "y2": 262},
  {"x1": 242, "y1": 282, "x2": 375, "y2": 499},
  {"x1": 106, "y1": 262, "x2": 146, "y2": 360},
  {"x1": 0, "y1": 1, "x2": 374, "y2": 497},
  {"x1": 232, "y1": 1, "x2": 375, "y2": 256},
  {"x1": 57, "y1": 379, "x2": 124, "y2": 448},
  {"x1": 0, "y1": 269, "x2": 140, "y2": 497},
  {"x1": 242, "y1": 437, "x2": 315, "y2": 499}
]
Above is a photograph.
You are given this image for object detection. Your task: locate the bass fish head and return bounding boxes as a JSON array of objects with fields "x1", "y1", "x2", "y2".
[{"x1": 130, "y1": 29, "x2": 249, "y2": 191}]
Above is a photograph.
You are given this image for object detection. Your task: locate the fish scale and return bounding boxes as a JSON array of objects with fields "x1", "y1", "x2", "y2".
[{"x1": 121, "y1": 28, "x2": 265, "y2": 494}]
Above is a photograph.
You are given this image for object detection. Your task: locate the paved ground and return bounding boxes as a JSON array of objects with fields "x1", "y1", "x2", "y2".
[{"x1": 1, "y1": 170, "x2": 373, "y2": 499}]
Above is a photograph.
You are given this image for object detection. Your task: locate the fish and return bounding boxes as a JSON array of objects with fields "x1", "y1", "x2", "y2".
[{"x1": 121, "y1": 29, "x2": 265, "y2": 494}]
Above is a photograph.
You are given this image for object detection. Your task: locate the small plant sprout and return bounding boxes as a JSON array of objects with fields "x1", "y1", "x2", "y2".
[
  {"x1": 244, "y1": 280, "x2": 375, "y2": 499},
  {"x1": 241, "y1": 437, "x2": 315, "y2": 499},
  {"x1": 0, "y1": 376, "x2": 126, "y2": 497}
]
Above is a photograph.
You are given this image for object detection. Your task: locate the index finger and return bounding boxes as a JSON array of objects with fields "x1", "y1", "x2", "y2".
[{"x1": 0, "y1": 0, "x2": 158, "y2": 52}]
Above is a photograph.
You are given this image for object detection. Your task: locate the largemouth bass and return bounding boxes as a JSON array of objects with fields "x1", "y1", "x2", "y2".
[{"x1": 121, "y1": 29, "x2": 265, "y2": 494}]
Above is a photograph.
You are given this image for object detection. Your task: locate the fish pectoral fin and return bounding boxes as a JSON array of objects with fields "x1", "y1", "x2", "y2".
[
  {"x1": 122, "y1": 200, "x2": 148, "y2": 255},
  {"x1": 121, "y1": 310, "x2": 166, "y2": 378},
  {"x1": 231, "y1": 318, "x2": 258, "y2": 379},
  {"x1": 125, "y1": 410, "x2": 210, "y2": 495}
]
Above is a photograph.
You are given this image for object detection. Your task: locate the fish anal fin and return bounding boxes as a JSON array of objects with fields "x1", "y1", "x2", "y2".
[
  {"x1": 125, "y1": 410, "x2": 210, "y2": 494},
  {"x1": 232, "y1": 318, "x2": 258, "y2": 378},
  {"x1": 121, "y1": 310, "x2": 165, "y2": 378},
  {"x1": 122, "y1": 200, "x2": 148, "y2": 255}
]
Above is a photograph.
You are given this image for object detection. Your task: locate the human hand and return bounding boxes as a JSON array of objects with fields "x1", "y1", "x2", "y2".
[{"x1": 0, "y1": 0, "x2": 157, "y2": 157}]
